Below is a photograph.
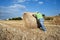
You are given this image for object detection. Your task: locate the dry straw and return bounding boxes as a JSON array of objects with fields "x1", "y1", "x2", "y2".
[{"x1": 23, "y1": 12, "x2": 38, "y2": 29}]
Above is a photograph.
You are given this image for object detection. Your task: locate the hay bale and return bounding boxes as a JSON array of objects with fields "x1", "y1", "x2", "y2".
[
  {"x1": 53, "y1": 17, "x2": 60, "y2": 25},
  {"x1": 23, "y1": 12, "x2": 38, "y2": 28}
]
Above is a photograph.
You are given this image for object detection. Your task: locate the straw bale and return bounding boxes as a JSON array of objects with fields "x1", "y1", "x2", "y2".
[{"x1": 23, "y1": 12, "x2": 38, "y2": 28}]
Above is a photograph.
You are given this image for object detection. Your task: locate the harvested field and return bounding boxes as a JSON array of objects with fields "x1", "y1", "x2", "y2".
[
  {"x1": 0, "y1": 20, "x2": 60, "y2": 40},
  {"x1": 0, "y1": 13, "x2": 60, "y2": 40}
]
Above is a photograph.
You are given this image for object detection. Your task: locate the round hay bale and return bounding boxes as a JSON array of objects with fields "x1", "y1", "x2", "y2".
[
  {"x1": 23, "y1": 12, "x2": 38, "y2": 28},
  {"x1": 53, "y1": 17, "x2": 60, "y2": 25}
]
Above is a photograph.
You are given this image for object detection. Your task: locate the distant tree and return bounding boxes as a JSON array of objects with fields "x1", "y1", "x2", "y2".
[
  {"x1": 42, "y1": 14, "x2": 45, "y2": 19},
  {"x1": 42, "y1": 14, "x2": 45, "y2": 17},
  {"x1": 58, "y1": 14, "x2": 60, "y2": 16},
  {"x1": 45, "y1": 17, "x2": 53, "y2": 20},
  {"x1": 8, "y1": 17, "x2": 22, "y2": 20},
  {"x1": 56, "y1": 14, "x2": 60, "y2": 16}
]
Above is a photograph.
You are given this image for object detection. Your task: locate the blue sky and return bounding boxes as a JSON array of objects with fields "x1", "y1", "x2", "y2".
[{"x1": 0, "y1": 0, "x2": 60, "y2": 17}]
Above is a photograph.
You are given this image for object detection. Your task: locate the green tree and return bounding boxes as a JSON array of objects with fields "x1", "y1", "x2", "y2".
[{"x1": 58, "y1": 14, "x2": 60, "y2": 16}]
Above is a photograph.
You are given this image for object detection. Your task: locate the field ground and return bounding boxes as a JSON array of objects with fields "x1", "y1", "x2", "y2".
[{"x1": 0, "y1": 20, "x2": 60, "y2": 40}]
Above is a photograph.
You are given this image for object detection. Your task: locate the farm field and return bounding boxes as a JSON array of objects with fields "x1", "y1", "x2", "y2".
[{"x1": 0, "y1": 20, "x2": 60, "y2": 40}]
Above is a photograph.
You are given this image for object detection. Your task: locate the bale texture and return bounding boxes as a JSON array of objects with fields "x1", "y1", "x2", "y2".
[
  {"x1": 53, "y1": 16, "x2": 60, "y2": 25},
  {"x1": 23, "y1": 12, "x2": 38, "y2": 28}
]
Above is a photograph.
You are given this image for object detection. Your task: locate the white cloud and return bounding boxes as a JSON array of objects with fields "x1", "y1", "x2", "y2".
[
  {"x1": 13, "y1": 0, "x2": 38, "y2": 3},
  {"x1": 13, "y1": 0, "x2": 25, "y2": 3},
  {"x1": 38, "y1": 1, "x2": 44, "y2": 4},
  {"x1": 16, "y1": 0, "x2": 26, "y2": 2},
  {"x1": 9, "y1": 4, "x2": 26, "y2": 9},
  {"x1": 0, "y1": 4, "x2": 26, "y2": 14}
]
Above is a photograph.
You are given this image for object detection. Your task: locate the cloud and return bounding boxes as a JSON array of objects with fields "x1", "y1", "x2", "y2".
[
  {"x1": 13, "y1": 0, "x2": 38, "y2": 3},
  {"x1": 15, "y1": 0, "x2": 26, "y2": 3},
  {"x1": 9, "y1": 4, "x2": 26, "y2": 9},
  {"x1": 0, "y1": 4, "x2": 26, "y2": 14},
  {"x1": 38, "y1": 1, "x2": 44, "y2": 4}
]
